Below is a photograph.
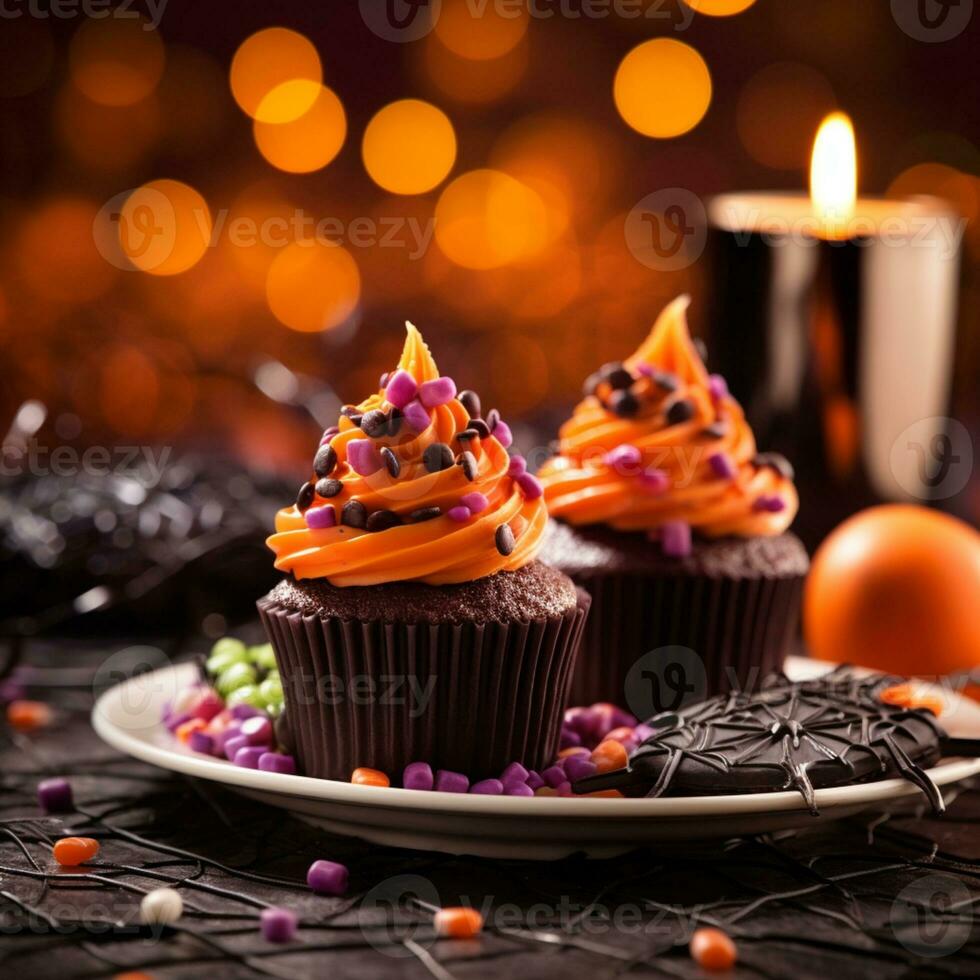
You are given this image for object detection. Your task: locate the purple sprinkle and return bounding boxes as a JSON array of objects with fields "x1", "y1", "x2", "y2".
[
  {"x1": 603, "y1": 444, "x2": 641, "y2": 471},
  {"x1": 385, "y1": 370, "x2": 417, "y2": 409},
  {"x1": 347, "y1": 439, "x2": 382, "y2": 477},
  {"x1": 305, "y1": 505, "x2": 336, "y2": 529},
  {"x1": 499, "y1": 761, "x2": 528, "y2": 784},
  {"x1": 321, "y1": 426, "x2": 339, "y2": 444},
  {"x1": 525, "y1": 770, "x2": 544, "y2": 791},
  {"x1": 459, "y1": 491, "x2": 489, "y2": 513},
  {"x1": 563, "y1": 756, "x2": 598, "y2": 782},
  {"x1": 261, "y1": 906, "x2": 297, "y2": 943},
  {"x1": 224, "y1": 734, "x2": 250, "y2": 760},
  {"x1": 709, "y1": 452, "x2": 737, "y2": 480},
  {"x1": 188, "y1": 730, "x2": 215, "y2": 756},
  {"x1": 541, "y1": 765, "x2": 566, "y2": 788},
  {"x1": 402, "y1": 398, "x2": 432, "y2": 433},
  {"x1": 708, "y1": 374, "x2": 728, "y2": 402},
  {"x1": 164, "y1": 711, "x2": 192, "y2": 733},
  {"x1": 507, "y1": 455, "x2": 527, "y2": 478},
  {"x1": 639, "y1": 468, "x2": 669, "y2": 494},
  {"x1": 516, "y1": 473, "x2": 543, "y2": 500},
  {"x1": 418, "y1": 376, "x2": 457, "y2": 408},
  {"x1": 259, "y1": 752, "x2": 297, "y2": 774},
  {"x1": 557, "y1": 781, "x2": 574, "y2": 797},
  {"x1": 470, "y1": 779, "x2": 504, "y2": 795},
  {"x1": 434, "y1": 770, "x2": 470, "y2": 793},
  {"x1": 754, "y1": 494, "x2": 787, "y2": 513},
  {"x1": 233, "y1": 746, "x2": 266, "y2": 769},
  {"x1": 307, "y1": 859, "x2": 348, "y2": 896},
  {"x1": 661, "y1": 520, "x2": 692, "y2": 558},
  {"x1": 561, "y1": 746, "x2": 591, "y2": 759},
  {"x1": 37, "y1": 777, "x2": 73, "y2": 814},
  {"x1": 213, "y1": 723, "x2": 242, "y2": 755},
  {"x1": 403, "y1": 761, "x2": 434, "y2": 791},
  {"x1": 564, "y1": 706, "x2": 599, "y2": 738},
  {"x1": 504, "y1": 782, "x2": 534, "y2": 797},
  {"x1": 240, "y1": 715, "x2": 273, "y2": 746},
  {"x1": 636, "y1": 362, "x2": 654, "y2": 377},
  {"x1": 493, "y1": 421, "x2": 513, "y2": 449},
  {"x1": 229, "y1": 704, "x2": 264, "y2": 720},
  {"x1": 447, "y1": 505, "x2": 472, "y2": 522},
  {"x1": 559, "y1": 726, "x2": 582, "y2": 749}
]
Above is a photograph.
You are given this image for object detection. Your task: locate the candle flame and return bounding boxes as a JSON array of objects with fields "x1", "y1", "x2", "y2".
[{"x1": 810, "y1": 112, "x2": 857, "y2": 232}]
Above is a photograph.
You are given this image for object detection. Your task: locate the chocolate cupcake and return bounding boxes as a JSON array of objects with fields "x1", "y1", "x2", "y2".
[
  {"x1": 538, "y1": 296, "x2": 808, "y2": 707},
  {"x1": 258, "y1": 324, "x2": 589, "y2": 781}
]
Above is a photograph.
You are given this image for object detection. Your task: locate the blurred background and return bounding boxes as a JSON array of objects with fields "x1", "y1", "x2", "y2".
[{"x1": 0, "y1": 0, "x2": 977, "y2": 633}]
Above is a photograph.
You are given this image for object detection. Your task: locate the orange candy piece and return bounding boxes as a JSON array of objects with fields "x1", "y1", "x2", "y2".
[
  {"x1": 591, "y1": 740, "x2": 628, "y2": 773},
  {"x1": 53, "y1": 836, "x2": 100, "y2": 866},
  {"x1": 879, "y1": 683, "x2": 944, "y2": 717},
  {"x1": 7, "y1": 700, "x2": 53, "y2": 732},
  {"x1": 351, "y1": 767, "x2": 390, "y2": 787},
  {"x1": 604, "y1": 726, "x2": 636, "y2": 745},
  {"x1": 434, "y1": 906, "x2": 484, "y2": 938},
  {"x1": 581, "y1": 789, "x2": 625, "y2": 799},
  {"x1": 690, "y1": 927, "x2": 737, "y2": 971},
  {"x1": 175, "y1": 718, "x2": 207, "y2": 743}
]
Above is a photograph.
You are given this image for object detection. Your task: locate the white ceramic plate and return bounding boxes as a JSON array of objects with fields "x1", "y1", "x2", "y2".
[{"x1": 92, "y1": 657, "x2": 980, "y2": 859}]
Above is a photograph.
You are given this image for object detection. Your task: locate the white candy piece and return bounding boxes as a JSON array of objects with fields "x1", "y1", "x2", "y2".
[{"x1": 141, "y1": 887, "x2": 184, "y2": 925}]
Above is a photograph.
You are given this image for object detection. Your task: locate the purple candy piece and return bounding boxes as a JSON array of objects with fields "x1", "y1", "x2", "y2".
[
  {"x1": 188, "y1": 730, "x2": 215, "y2": 756},
  {"x1": 322, "y1": 425, "x2": 340, "y2": 441},
  {"x1": 259, "y1": 752, "x2": 296, "y2": 774},
  {"x1": 434, "y1": 770, "x2": 469, "y2": 793},
  {"x1": 229, "y1": 703, "x2": 264, "y2": 720},
  {"x1": 516, "y1": 473, "x2": 543, "y2": 500},
  {"x1": 636, "y1": 362, "x2": 654, "y2": 377},
  {"x1": 708, "y1": 374, "x2": 728, "y2": 402},
  {"x1": 499, "y1": 761, "x2": 528, "y2": 784},
  {"x1": 560, "y1": 746, "x2": 590, "y2": 759},
  {"x1": 385, "y1": 370, "x2": 418, "y2": 409},
  {"x1": 447, "y1": 505, "x2": 472, "y2": 522},
  {"x1": 660, "y1": 520, "x2": 692, "y2": 558},
  {"x1": 525, "y1": 770, "x2": 544, "y2": 791},
  {"x1": 224, "y1": 734, "x2": 250, "y2": 760},
  {"x1": 708, "y1": 452, "x2": 737, "y2": 480},
  {"x1": 633, "y1": 723, "x2": 655, "y2": 742},
  {"x1": 418, "y1": 376, "x2": 457, "y2": 408},
  {"x1": 261, "y1": 906, "x2": 297, "y2": 943},
  {"x1": 459, "y1": 491, "x2": 488, "y2": 513},
  {"x1": 507, "y1": 455, "x2": 527, "y2": 478},
  {"x1": 240, "y1": 715, "x2": 273, "y2": 746},
  {"x1": 307, "y1": 859, "x2": 348, "y2": 896},
  {"x1": 165, "y1": 711, "x2": 192, "y2": 733},
  {"x1": 563, "y1": 756, "x2": 598, "y2": 782},
  {"x1": 470, "y1": 778, "x2": 504, "y2": 795},
  {"x1": 753, "y1": 494, "x2": 787, "y2": 513},
  {"x1": 403, "y1": 398, "x2": 432, "y2": 433},
  {"x1": 639, "y1": 468, "x2": 669, "y2": 494},
  {"x1": 557, "y1": 781, "x2": 574, "y2": 797},
  {"x1": 604, "y1": 444, "x2": 641, "y2": 471},
  {"x1": 347, "y1": 439, "x2": 382, "y2": 477},
  {"x1": 305, "y1": 505, "x2": 336, "y2": 529},
  {"x1": 403, "y1": 761, "x2": 434, "y2": 791},
  {"x1": 37, "y1": 777, "x2": 73, "y2": 814},
  {"x1": 192, "y1": 691, "x2": 223, "y2": 722},
  {"x1": 504, "y1": 782, "x2": 534, "y2": 797},
  {"x1": 233, "y1": 746, "x2": 266, "y2": 769},
  {"x1": 559, "y1": 726, "x2": 582, "y2": 749},
  {"x1": 493, "y1": 421, "x2": 513, "y2": 448},
  {"x1": 541, "y1": 765, "x2": 566, "y2": 788}
]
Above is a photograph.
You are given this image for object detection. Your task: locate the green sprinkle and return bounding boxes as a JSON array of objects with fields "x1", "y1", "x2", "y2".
[
  {"x1": 265, "y1": 700, "x2": 284, "y2": 718},
  {"x1": 259, "y1": 675, "x2": 283, "y2": 703},
  {"x1": 226, "y1": 685, "x2": 266, "y2": 709},
  {"x1": 249, "y1": 644, "x2": 278, "y2": 671},
  {"x1": 207, "y1": 637, "x2": 249, "y2": 675},
  {"x1": 216, "y1": 662, "x2": 257, "y2": 696}
]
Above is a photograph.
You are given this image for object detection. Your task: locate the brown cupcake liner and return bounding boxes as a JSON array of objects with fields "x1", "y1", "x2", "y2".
[
  {"x1": 257, "y1": 589, "x2": 590, "y2": 781},
  {"x1": 565, "y1": 569, "x2": 804, "y2": 709}
]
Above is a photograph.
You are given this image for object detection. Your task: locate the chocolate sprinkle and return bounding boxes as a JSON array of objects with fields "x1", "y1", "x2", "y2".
[
  {"x1": 366, "y1": 509, "x2": 402, "y2": 532},
  {"x1": 600, "y1": 361, "x2": 634, "y2": 390},
  {"x1": 313, "y1": 444, "x2": 337, "y2": 478},
  {"x1": 582, "y1": 371, "x2": 603, "y2": 397},
  {"x1": 652, "y1": 370, "x2": 679, "y2": 393},
  {"x1": 754, "y1": 451, "x2": 796, "y2": 481},
  {"x1": 458, "y1": 389, "x2": 481, "y2": 420},
  {"x1": 495, "y1": 523, "x2": 516, "y2": 556},
  {"x1": 341, "y1": 500, "x2": 367, "y2": 528},
  {"x1": 457, "y1": 451, "x2": 478, "y2": 481},
  {"x1": 469, "y1": 418, "x2": 491, "y2": 439},
  {"x1": 608, "y1": 390, "x2": 639, "y2": 418},
  {"x1": 359, "y1": 409, "x2": 389, "y2": 439},
  {"x1": 700, "y1": 421, "x2": 728, "y2": 440},
  {"x1": 410, "y1": 506, "x2": 442, "y2": 521},
  {"x1": 315, "y1": 478, "x2": 342, "y2": 498},
  {"x1": 380, "y1": 446, "x2": 400, "y2": 478},
  {"x1": 378, "y1": 370, "x2": 390, "y2": 389},
  {"x1": 458, "y1": 428, "x2": 480, "y2": 443},
  {"x1": 665, "y1": 398, "x2": 694, "y2": 426},
  {"x1": 423, "y1": 442, "x2": 454, "y2": 473},
  {"x1": 486, "y1": 408, "x2": 501, "y2": 433},
  {"x1": 296, "y1": 481, "x2": 316, "y2": 511},
  {"x1": 387, "y1": 407, "x2": 403, "y2": 437}
]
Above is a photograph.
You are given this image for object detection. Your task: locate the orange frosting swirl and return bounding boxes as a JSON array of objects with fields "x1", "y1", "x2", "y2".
[
  {"x1": 539, "y1": 296, "x2": 799, "y2": 537},
  {"x1": 268, "y1": 323, "x2": 546, "y2": 586}
]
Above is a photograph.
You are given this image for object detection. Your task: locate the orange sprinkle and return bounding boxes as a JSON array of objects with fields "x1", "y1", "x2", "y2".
[
  {"x1": 581, "y1": 789, "x2": 625, "y2": 799},
  {"x1": 535, "y1": 786, "x2": 559, "y2": 797},
  {"x1": 591, "y1": 740, "x2": 628, "y2": 773},
  {"x1": 434, "y1": 906, "x2": 484, "y2": 938},
  {"x1": 175, "y1": 718, "x2": 206, "y2": 743},
  {"x1": 7, "y1": 700, "x2": 53, "y2": 732},
  {"x1": 690, "y1": 927, "x2": 737, "y2": 971},
  {"x1": 880, "y1": 683, "x2": 944, "y2": 716},
  {"x1": 53, "y1": 836, "x2": 100, "y2": 866},
  {"x1": 351, "y1": 767, "x2": 390, "y2": 788},
  {"x1": 558, "y1": 747, "x2": 589, "y2": 759}
]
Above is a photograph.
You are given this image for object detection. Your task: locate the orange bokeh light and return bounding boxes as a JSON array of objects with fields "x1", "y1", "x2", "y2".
[
  {"x1": 418, "y1": 31, "x2": 528, "y2": 104},
  {"x1": 363, "y1": 100, "x2": 457, "y2": 195},
  {"x1": 683, "y1": 0, "x2": 757, "y2": 15},
  {"x1": 119, "y1": 180, "x2": 213, "y2": 276},
  {"x1": 614, "y1": 39, "x2": 712, "y2": 139},
  {"x1": 229, "y1": 27, "x2": 322, "y2": 122},
  {"x1": 265, "y1": 241, "x2": 361, "y2": 332},
  {"x1": 433, "y1": 0, "x2": 529, "y2": 61},
  {"x1": 68, "y1": 16, "x2": 165, "y2": 107},
  {"x1": 253, "y1": 83, "x2": 347, "y2": 173},
  {"x1": 434, "y1": 169, "x2": 549, "y2": 270}
]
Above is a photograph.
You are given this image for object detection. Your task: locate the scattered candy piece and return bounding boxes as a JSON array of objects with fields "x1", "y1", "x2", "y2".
[
  {"x1": 525, "y1": 770, "x2": 544, "y2": 790},
  {"x1": 347, "y1": 439, "x2": 382, "y2": 477},
  {"x1": 591, "y1": 740, "x2": 628, "y2": 774},
  {"x1": 470, "y1": 779, "x2": 504, "y2": 795},
  {"x1": 639, "y1": 468, "x2": 669, "y2": 494},
  {"x1": 240, "y1": 715, "x2": 273, "y2": 746},
  {"x1": 403, "y1": 761, "x2": 435, "y2": 791},
  {"x1": 307, "y1": 859, "x2": 348, "y2": 896},
  {"x1": 175, "y1": 718, "x2": 206, "y2": 743},
  {"x1": 7, "y1": 699, "x2": 52, "y2": 732},
  {"x1": 500, "y1": 761, "x2": 528, "y2": 784},
  {"x1": 541, "y1": 765, "x2": 566, "y2": 788},
  {"x1": 516, "y1": 473, "x2": 543, "y2": 500},
  {"x1": 352, "y1": 767, "x2": 390, "y2": 787},
  {"x1": 507, "y1": 455, "x2": 527, "y2": 478},
  {"x1": 659, "y1": 520, "x2": 692, "y2": 558},
  {"x1": 493, "y1": 421, "x2": 513, "y2": 448},
  {"x1": 447, "y1": 505, "x2": 472, "y2": 522},
  {"x1": 403, "y1": 399, "x2": 432, "y2": 433},
  {"x1": 459, "y1": 492, "x2": 489, "y2": 514},
  {"x1": 690, "y1": 927, "x2": 737, "y2": 971},
  {"x1": 504, "y1": 782, "x2": 534, "y2": 797},
  {"x1": 37, "y1": 777, "x2": 73, "y2": 814},
  {"x1": 563, "y1": 756, "x2": 598, "y2": 782},
  {"x1": 233, "y1": 746, "x2": 266, "y2": 769},
  {"x1": 188, "y1": 730, "x2": 215, "y2": 756},
  {"x1": 223, "y1": 734, "x2": 250, "y2": 760},
  {"x1": 259, "y1": 752, "x2": 297, "y2": 774},
  {"x1": 435, "y1": 770, "x2": 469, "y2": 793},
  {"x1": 53, "y1": 837, "x2": 99, "y2": 866},
  {"x1": 305, "y1": 505, "x2": 337, "y2": 529},
  {"x1": 434, "y1": 906, "x2": 484, "y2": 939},
  {"x1": 753, "y1": 494, "x2": 786, "y2": 513},
  {"x1": 708, "y1": 452, "x2": 736, "y2": 480},
  {"x1": 140, "y1": 887, "x2": 184, "y2": 925},
  {"x1": 708, "y1": 374, "x2": 728, "y2": 402},
  {"x1": 261, "y1": 906, "x2": 298, "y2": 943}
]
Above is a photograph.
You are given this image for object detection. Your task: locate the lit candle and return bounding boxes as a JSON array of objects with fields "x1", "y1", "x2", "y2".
[{"x1": 705, "y1": 114, "x2": 964, "y2": 545}]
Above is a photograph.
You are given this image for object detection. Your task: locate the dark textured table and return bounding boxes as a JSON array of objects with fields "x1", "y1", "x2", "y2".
[{"x1": 2, "y1": 636, "x2": 979, "y2": 979}]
